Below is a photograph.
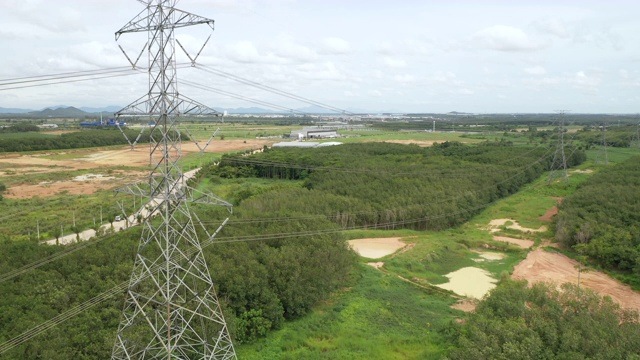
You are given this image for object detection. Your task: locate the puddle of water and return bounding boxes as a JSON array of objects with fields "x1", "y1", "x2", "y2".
[
  {"x1": 348, "y1": 238, "x2": 405, "y2": 259},
  {"x1": 436, "y1": 267, "x2": 497, "y2": 299}
]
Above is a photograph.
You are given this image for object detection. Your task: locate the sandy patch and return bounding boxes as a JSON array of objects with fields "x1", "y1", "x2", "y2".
[
  {"x1": 451, "y1": 299, "x2": 477, "y2": 313},
  {"x1": 488, "y1": 218, "x2": 546, "y2": 233},
  {"x1": 436, "y1": 267, "x2": 497, "y2": 299},
  {"x1": 73, "y1": 174, "x2": 116, "y2": 181},
  {"x1": 572, "y1": 169, "x2": 593, "y2": 174},
  {"x1": 493, "y1": 236, "x2": 534, "y2": 249},
  {"x1": 367, "y1": 262, "x2": 385, "y2": 269},
  {"x1": 348, "y1": 237, "x2": 406, "y2": 259},
  {"x1": 476, "y1": 251, "x2": 505, "y2": 260},
  {"x1": 512, "y1": 249, "x2": 640, "y2": 312}
]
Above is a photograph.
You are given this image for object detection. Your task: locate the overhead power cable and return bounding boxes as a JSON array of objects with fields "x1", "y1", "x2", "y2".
[
  {"x1": 180, "y1": 79, "x2": 309, "y2": 115},
  {"x1": 0, "y1": 72, "x2": 143, "y2": 92},
  {"x1": 195, "y1": 64, "x2": 355, "y2": 115},
  {"x1": 0, "y1": 196, "x2": 509, "y2": 355},
  {"x1": 0, "y1": 141, "x2": 551, "y2": 284}
]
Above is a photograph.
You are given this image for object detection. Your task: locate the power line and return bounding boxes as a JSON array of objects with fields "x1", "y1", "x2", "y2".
[
  {"x1": 181, "y1": 79, "x2": 309, "y2": 115},
  {"x1": 0, "y1": 194, "x2": 515, "y2": 356},
  {"x1": 195, "y1": 64, "x2": 355, "y2": 115}
]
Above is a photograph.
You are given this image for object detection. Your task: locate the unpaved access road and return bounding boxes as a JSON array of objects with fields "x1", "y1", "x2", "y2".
[{"x1": 512, "y1": 248, "x2": 640, "y2": 312}]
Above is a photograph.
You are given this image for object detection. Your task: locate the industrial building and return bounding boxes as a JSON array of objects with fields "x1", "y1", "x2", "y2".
[{"x1": 290, "y1": 128, "x2": 338, "y2": 139}]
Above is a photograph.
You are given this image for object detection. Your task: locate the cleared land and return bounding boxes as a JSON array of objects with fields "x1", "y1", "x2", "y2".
[
  {"x1": 513, "y1": 249, "x2": 640, "y2": 311},
  {"x1": 0, "y1": 140, "x2": 273, "y2": 199}
]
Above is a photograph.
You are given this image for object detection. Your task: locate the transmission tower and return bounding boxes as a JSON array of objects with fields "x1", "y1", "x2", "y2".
[
  {"x1": 632, "y1": 122, "x2": 640, "y2": 149},
  {"x1": 548, "y1": 110, "x2": 569, "y2": 184},
  {"x1": 111, "y1": 1, "x2": 236, "y2": 359},
  {"x1": 595, "y1": 121, "x2": 609, "y2": 165}
]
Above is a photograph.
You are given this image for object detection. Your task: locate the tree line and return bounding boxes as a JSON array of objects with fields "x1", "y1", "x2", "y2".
[
  {"x1": 448, "y1": 279, "x2": 640, "y2": 359},
  {"x1": 555, "y1": 156, "x2": 640, "y2": 285},
  {"x1": 211, "y1": 141, "x2": 585, "y2": 231}
]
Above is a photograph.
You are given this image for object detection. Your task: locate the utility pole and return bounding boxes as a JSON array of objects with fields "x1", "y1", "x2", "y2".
[
  {"x1": 111, "y1": 1, "x2": 235, "y2": 359},
  {"x1": 548, "y1": 110, "x2": 570, "y2": 184}
]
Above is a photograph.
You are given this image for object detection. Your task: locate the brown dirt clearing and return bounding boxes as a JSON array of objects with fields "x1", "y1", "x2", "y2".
[
  {"x1": 512, "y1": 249, "x2": 640, "y2": 312},
  {"x1": 5, "y1": 170, "x2": 147, "y2": 199},
  {"x1": 0, "y1": 140, "x2": 274, "y2": 199},
  {"x1": 451, "y1": 299, "x2": 477, "y2": 313},
  {"x1": 539, "y1": 206, "x2": 558, "y2": 222},
  {"x1": 487, "y1": 218, "x2": 546, "y2": 233},
  {"x1": 493, "y1": 236, "x2": 534, "y2": 249}
]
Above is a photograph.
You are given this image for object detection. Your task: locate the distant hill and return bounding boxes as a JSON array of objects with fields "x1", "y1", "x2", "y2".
[
  {"x1": 29, "y1": 106, "x2": 89, "y2": 118},
  {"x1": 0, "y1": 107, "x2": 32, "y2": 114}
]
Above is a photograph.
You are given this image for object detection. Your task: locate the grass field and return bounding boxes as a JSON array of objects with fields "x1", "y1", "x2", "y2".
[{"x1": 236, "y1": 144, "x2": 640, "y2": 358}]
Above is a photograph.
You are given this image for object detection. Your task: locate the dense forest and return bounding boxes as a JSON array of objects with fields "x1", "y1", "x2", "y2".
[
  {"x1": 448, "y1": 279, "x2": 640, "y2": 359},
  {"x1": 212, "y1": 141, "x2": 585, "y2": 231},
  {"x1": 555, "y1": 156, "x2": 640, "y2": 285},
  {"x1": 0, "y1": 141, "x2": 588, "y2": 358}
]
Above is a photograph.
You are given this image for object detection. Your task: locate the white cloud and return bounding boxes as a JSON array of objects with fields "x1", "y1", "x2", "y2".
[
  {"x1": 533, "y1": 18, "x2": 571, "y2": 39},
  {"x1": 321, "y1": 37, "x2": 350, "y2": 54},
  {"x1": 524, "y1": 66, "x2": 547, "y2": 75},
  {"x1": 472, "y1": 25, "x2": 548, "y2": 52},
  {"x1": 225, "y1": 41, "x2": 283, "y2": 64},
  {"x1": 393, "y1": 74, "x2": 416, "y2": 83},
  {"x1": 382, "y1": 56, "x2": 407, "y2": 68},
  {"x1": 573, "y1": 70, "x2": 601, "y2": 93},
  {"x1": 295, "y1": 62, "x2": 344, "y2": 81},
  {"x1": 269, "y1": 35, "x2": 318, "y2": 62}
]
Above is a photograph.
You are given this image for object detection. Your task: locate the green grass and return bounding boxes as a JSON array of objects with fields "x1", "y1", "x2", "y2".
[{"x1": 236, "y1": 265, "x2": 457, "y2": 359}]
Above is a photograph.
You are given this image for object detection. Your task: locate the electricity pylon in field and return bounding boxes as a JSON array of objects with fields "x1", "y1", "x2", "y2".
[{"x1": 111, "y1": 1, "x2": 236, "y2": 359}]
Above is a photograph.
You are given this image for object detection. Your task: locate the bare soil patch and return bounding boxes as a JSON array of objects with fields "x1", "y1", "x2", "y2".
[
  {"x1": 367, "y1": 262, "x2": 385, "y2": 269},
  {"x1": 538, "y1": 206, "x2": 558, "y2": 222},
  {"x1": 475, "y1": 251, "x2": 506, "y2": 260},
  {"x1": 451, "y1": 299, "x2": 477, "y2": 313},
  {"x1": 1, "y1": 140, "x2": 274, "y2": 199},
  {"x1": 5, "y1": 170, "x2": 146, "y2": 199},
  {"x1": 348, "y1": 237, "x2": 406, "y2": 259},
  {"x1": 493, "y1": 236, "x2": 534, "y2": 249},
  {"x1": 512, "y1": 249, "x2": 640, "y2": 312},
  {"x1": 488, "y1": 218, "x2": 546, "y2": 233}
]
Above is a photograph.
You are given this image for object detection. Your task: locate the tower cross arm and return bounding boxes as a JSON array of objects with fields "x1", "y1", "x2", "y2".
[{"x1": 116, "y1": 6, "x2": 214, "y2": 39}]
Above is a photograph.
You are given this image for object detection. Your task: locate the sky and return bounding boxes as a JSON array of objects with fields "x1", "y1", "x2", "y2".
[{"x1": 0, "y1": 0, "x2": 639, "y2": 113}]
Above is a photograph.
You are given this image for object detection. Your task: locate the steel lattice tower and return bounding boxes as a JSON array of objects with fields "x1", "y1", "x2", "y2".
[
  {"x1": 111, "y1": 1, "x2": 236, "y2": 359},
  {"x1": 548, "y1": 110, "x2": 569, "y2": 184}
]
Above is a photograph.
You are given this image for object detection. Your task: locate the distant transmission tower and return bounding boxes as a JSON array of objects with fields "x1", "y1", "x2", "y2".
[
  {"x1": 632, "y1": 122, "x2": 640, "y2": 149},
  {"x1": 548, "y1": 110, "x2": 569, "y2": 184},
  {"x1": 596, "y1": 121, "x2": 609, "y2": 165},
  {"x1": 111, "y1": 1, "x2": 236, "y2": 359}
]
